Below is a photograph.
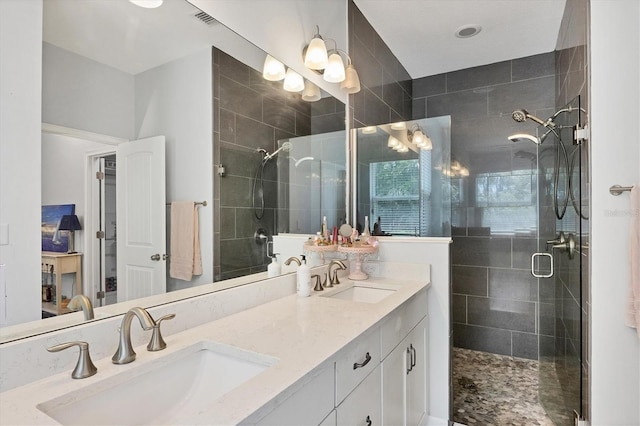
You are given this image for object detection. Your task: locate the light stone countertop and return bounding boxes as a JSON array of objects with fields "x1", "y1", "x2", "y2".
[{"x1": 0, "y1": 276, "x2": 429, "y2": 425}]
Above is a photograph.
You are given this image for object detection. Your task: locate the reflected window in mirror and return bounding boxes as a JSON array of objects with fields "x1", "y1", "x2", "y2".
[{"x1": 354, "y1": 117, "x2": 452, "y2": 237}]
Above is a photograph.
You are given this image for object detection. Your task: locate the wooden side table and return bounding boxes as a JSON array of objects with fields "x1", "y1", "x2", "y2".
[{"x1": 41, "y1": 252, "x2": 82, "y2": 315}]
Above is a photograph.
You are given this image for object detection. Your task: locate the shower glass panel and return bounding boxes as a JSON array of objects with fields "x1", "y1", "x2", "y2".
[
  {"x1": 277, "y1": 131, "x2": 347, "y2": 235},
  {"x1": 354, "y1": 117, "x2": 451, "y2": 237},
  {"x1": 538, "y1": 96, "x2": 586, "y2": 426}
]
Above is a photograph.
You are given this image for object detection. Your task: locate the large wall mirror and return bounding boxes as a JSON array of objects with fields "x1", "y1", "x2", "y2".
[{"x1": 1, "y1": 0, "x2": 346, "y2": 343}]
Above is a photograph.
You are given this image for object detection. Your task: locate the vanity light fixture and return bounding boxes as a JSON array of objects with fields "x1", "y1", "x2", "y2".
[
  {"x1": 387, "y1": 135, "x2": 401, "y2": 148},
  {"x1": 303, "y1": 26, "x2": 329, "y2": 70},
  {"x1": 129, "y1": 0, "x2": 163, "y2": 8},
  {"x1": 391, "y1": 122, "x2": 406, "y2": 130},
  {"x1": 283, "y1": 68, "x2": 305, "y2": 92},
  {"x1": 362, "y1": 126, "x2": 377, "y2": 134},
  {"x1": 301, "y1": 80, "x2": 321, "y2": 102},
  {"x1": 323, "y1": 50, "x2": 346, "y2": 83},
  {"x1": 408, "y1": 124, "x2": 433, "y2": 150},
  {"x1": 262, "y1": 55, "x2": 286, "y2": 81}
]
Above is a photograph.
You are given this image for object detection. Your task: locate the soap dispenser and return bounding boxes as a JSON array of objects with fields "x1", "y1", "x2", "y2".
[
  {"x1": 297, "y1": 254, "x2": 311, "y2": 297},
  {"x1": 268, "y1": 254, "x2": 281, "y2": 278}
]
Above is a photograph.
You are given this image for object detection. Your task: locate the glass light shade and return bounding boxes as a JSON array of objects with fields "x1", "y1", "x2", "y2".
[
  {"x1": 283, "y1": 69, "x2": 305, "y2": 92},
  {"x1": 391, "y1": 122, "x2": 406, "y2": 130},
  {"x1": 422, "y1": 136, "x2": 433, "y2": 150},
  {"x1": 340, "y1": 64, "x2": 361, "y2": 94},
  {"x1": 412, "y1": 129, "x2": 426, "y2": 146},
  {"x1": 362, "y1": 126, "x2": 377, "y2": 134},
  {"x1": 262, "y1": 55, "x2": 285, "y2": 81},
  {"x1": 397, "y1": 145, "x2": 409, "y2": 153},
  {"x1": 304, "y1": 36, "x2": 329, "y2": 70},
  {"x1": 387, "y1": 136, "x2": 400, "y2": 148},
  {"x1": 129, "y1": 0, "x2": 163, "y2": 8},
  {"x1": 301, "y1": 80, "x2": 321, "y2": 102},
  {"x1": 323, "y1": 52, "x2": 345, "y2": 83}
]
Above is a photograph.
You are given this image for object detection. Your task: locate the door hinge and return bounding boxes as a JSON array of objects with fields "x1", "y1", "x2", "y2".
[
  {"x1": 573, "y1": 124, "x2": 589, "y2": 145},
  {"x1": 96, "y1": 230, "x2": 105, "y2": 239},
  {"x1": 96, "y1": 171, "x2": 105, "y2": 180},
  {"x1": 96, "y1": 291, "x2": 105, "y2": 300}
]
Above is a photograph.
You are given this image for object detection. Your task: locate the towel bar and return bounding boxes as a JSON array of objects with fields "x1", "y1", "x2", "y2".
[{"x1": 165, "y1": 201, "x2": 207, "y2": 206}]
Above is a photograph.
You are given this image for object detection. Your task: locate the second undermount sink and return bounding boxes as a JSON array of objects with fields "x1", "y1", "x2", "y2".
[
  {"x1": 37, "y1": 341, "x2": 277, "y2": 425},
  {"x1": 322, "y1": 283, "x2": 397, "y2": 303}
]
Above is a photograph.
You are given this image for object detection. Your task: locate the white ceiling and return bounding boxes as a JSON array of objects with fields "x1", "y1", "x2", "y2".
[
  {"x1": 44, "y1": 0, "x2": 567, "y2": 80},
  {"x1": 354, "y1": 0, "x2": 567, "y2": 78}
]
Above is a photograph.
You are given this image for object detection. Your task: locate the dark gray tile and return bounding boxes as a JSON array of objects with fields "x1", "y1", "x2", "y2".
[
  {"x1": 452, "y1": 294, "x2": 467, "y2": 324},
  {"x1": 350, "y1": 3, "x2": 377, "y2": 55},
  {"x1": 363, "y1": 89, "x2": 390, "y2": 126},
  {"x1": 220, "y1": 175, "x2": 252, "y2": 208},
  {"x1": 351, "y1": 36, "x2": 383, "y2": 99},
  {"x1": 295, "y1": 110, "x2": 312, "y2": 136},
  {"x1": 488, "y1": 76, "x2": 555, "y2": 116},
  {"x1": 512, "y1": 52, "x2": 555, "y2": 81},
  {"x1": 539, "y1": 335, "x2": 555, "y2": 358},
  {"x1": 451, "y1": 236, "x2": 511, "y2": 268},
  {"x1": 467, "y1": 296, "x2": 536, "y2": 333},
  {"x1": 219, "y1": 109, "x2": 235, "y2": 143},
  {"x1": 220, "y1": 142, "x2": 261, "y2": 179},
  {"x1": 263, "y1": 96, "x2": 296, "y2": 134},
  {"x1": 452, "y1": 265, "x2": 488, "y2": 296},
  {"x1": 539, "y1": 302, "x2": 555, "y2": 336},
  {"x1": 512, "y1": 332, "x2": 538, "y2": 360},
  {"x1": 284, "y1": 92, "x2": 311, "y2": 117},
  {"x1": 453, "y1": 323, "x2": 512, "y2": 356},
  {"x1": 235, "y1": 115, "x2": 274, "y2": 152},
  {"x1": 413, "y1": 74, "x2": 446, "y2": 98},
  {"x1": 447, "y1": 61, "x2": 511, "y2": 92},
  {"x1": 488, "y1": 268, "x2": 539, "y2": 302},
  {"x1": 220, "y1": 207, "x2": 235, "y2": 239},
  {"x1": 311, "y1": 97, "x2": 340, "y2": 115},
  {"x1": 219, "y1": 75, "x2": 263, "y2": 121},
  {"x1": 427, "y1": 89, "x2": 488, "y2": 120},
  {"x1": 311, "y1": 113, "x2": 346, "y2": 134},
  {"x1": 382, "y1": 73, "x2": 405, "y2": 116},
  {"x1": 220, "y1": 238, "x2": 254, "y2": 271},
  {"x1": 512, "y1": 238, "x2": 538, "y2": 269},
  {"x1": 218, "y1": 50, "x2": 252, "y2": 86}
]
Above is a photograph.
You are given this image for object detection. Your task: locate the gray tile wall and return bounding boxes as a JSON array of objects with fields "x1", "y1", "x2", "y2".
[
  {"x1": 348, "y1": 1, "x2": 412, "y2": 128},
  {"x1": 213, "y1": 49, "x2": 344, "y2": 280},
  {"x1": 414, "y1": 53, "x2": 557, "y2": 360}
]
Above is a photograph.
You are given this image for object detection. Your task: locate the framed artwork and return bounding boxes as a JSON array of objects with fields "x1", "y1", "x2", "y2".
[{"x1": 41, "y1": 204, "x2": 75, "y2": 252}]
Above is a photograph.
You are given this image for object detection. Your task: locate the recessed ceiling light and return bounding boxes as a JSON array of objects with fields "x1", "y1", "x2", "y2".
[
  {"x1": 455, "y1": 25, "x2": 482, "y2": 38},
  {"x1": 129, "y1": 0, "x2": 163, "y2": 9}
]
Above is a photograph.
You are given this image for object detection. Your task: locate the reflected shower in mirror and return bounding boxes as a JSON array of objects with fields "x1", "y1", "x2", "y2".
[{"x1": 354, "y1": 117, "x2": 452, "y2": 238}]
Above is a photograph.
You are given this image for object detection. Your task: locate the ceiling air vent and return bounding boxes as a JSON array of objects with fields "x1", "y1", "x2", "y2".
[{"x1": 194, "y1": 11, "x2": 217, "y2": 26}]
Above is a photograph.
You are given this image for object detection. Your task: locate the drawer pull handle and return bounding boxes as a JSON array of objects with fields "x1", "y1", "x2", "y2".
[
  {"x1": 366, "y1": 415, "x2": 372, "y2": 426},
  {"x1": 353, "y1": 352, "x2": 371, "y2": 370},
  {"x1": 406, "y1": 347, "x2": 412, "y2": 375},
  {"x1": 410, "y1": 344, "x2": 416, "y2": 369}
]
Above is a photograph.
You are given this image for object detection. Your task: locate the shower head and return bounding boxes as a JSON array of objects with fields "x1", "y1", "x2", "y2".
[
  {"x1": 511, "y1": 109, "x2": 546, "y2": 126},
  {"x1": 261, "y1": 142, "x2": 293, "y2": 161},
  {"x1": 508, "y1": 133, "x2": 541, "y2": 145}
]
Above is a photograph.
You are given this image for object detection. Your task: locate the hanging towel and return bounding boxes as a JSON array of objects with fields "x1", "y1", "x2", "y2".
[
  {"x1": 169, "y1": 201, "x2": 202, "y2": 281},
  {"x1": 625, "y1": 185, "x2": 640, "y2": 338}
]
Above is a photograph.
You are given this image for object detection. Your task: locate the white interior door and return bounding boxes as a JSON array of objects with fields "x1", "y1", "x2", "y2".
[{"x1": 116, "y1": 136, "x2": 166, "y2": 303}]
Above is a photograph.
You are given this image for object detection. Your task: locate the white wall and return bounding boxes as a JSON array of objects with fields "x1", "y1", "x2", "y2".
[
  {"x1": 42, "y1": 43, "x2": 135, "y2": 140},
  {"x1": 135, "y1": 49, "x2": 214, "y2": 290},
  {"x1": 0, "y1": 0, "x2": 43, "y2": 326},
  {"x1": 590, "y1": 1, "x2": 640, "y2": 424}
]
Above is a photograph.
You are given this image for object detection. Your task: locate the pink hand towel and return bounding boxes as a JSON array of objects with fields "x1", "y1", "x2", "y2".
[
  {"x1": 625, "y1": 185, "x2": 640, "y2": 338},
  {"x1": 169, "y1": 201, "x2": 202, "y2": 281}
]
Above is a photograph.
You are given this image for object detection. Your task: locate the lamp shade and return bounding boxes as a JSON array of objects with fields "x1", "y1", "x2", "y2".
[
  {"x1": 323, "y1": 52, "x2": 345, "y2": 83},
  {"x1": 58, "y1": 215, "x2": 82, "y2": 231},
  {"x1": 301, "y1": 80, "x2": 321, "y2": 102},
  {"x1": 304, "y1": 36, "x2": 329, "y2": 70},
  {"x1": 283, "y1": 69, "x2": 305, "y2": 92},
  {"x1": 340, "y1": 64, "x2": 361, "y2": 94},
  {"x1": 422, "y1": 136, "x2": 433, "y2": 150},
  {"x1": 262, "y1": 55, "x2": 286, "y2": 81},
  {"x1": 129, "y1": 0, "x2": 163, "y2": 8}
]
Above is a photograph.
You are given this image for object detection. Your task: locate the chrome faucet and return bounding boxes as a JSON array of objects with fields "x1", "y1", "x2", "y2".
[
  {"x1": 67, "y1": 294, "x2": 95, "y2": 320},
  {"x1": 328, "y1": 260, "x2": 347, "y2": 285},
  {"x1": 47, "y1": 341, "x2": 97, "y2": 379},
  {"x1": 112, "y1": 307, "x2": 155, "y2": 364}
]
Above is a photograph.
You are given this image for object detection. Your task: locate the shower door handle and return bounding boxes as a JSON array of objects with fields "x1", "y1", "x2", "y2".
[
  {"x1": 531, "y1": 252, "x2": 553, "y2": 278},
  {"x1": 150, "y1": 253, "x2": 161, "y2": 261}
]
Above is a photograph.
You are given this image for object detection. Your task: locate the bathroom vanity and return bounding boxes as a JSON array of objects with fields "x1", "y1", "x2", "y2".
[{"x1": 0, "y1": 272, "x2": 430, "y2": 425}]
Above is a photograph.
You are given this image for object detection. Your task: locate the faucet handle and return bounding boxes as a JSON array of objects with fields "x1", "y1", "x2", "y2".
[
  {"x1": 47, "y1": 341, "x2": 97, "y2": 379},
  {"x1": 147, "y1": 313, "x2": 176, "y2": 352}
]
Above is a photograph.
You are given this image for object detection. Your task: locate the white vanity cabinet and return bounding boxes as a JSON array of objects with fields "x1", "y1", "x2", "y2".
[{"x1": 336, "y1": 364, "x2": 382, "y2": 426}]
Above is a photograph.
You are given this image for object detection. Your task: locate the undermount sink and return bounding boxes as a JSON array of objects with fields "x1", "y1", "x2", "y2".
[
  {"x1": 322, "y1": 283, "x2": 397, "y2": 303},
  {"x1": 37, "y1": 341, "x2": 277, "y2": 425}
]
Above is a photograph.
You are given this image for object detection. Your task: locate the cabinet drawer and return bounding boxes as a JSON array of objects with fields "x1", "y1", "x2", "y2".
[
  {"x1": 335, "y1": 327, "x2": 381, "y2": 404},
  {"x1": 380, "y1": 288, "x2": 427, "y2": 359},
  {"x1": 336, "y1": 364, "x2": 381, "y2": 426}
]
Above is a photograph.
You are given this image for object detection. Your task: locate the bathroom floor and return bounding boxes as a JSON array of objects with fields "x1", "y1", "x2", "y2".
[{"x1": 452, "y1": 348, "x2": 556, "y2": 426}]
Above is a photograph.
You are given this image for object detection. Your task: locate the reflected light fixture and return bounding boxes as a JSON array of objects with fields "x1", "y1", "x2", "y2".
[
  {"x1": 129, "y1": 0, "x2": 163, "y2": 8},
  {"x1": 340, "y1": 61, "x2": 361, "y2": 94},
  {"x1": 303, "y1": 26, "x2": 329, "y2": 70},
  {"x1": 263, "y1": 55, "x2": 286, "y2": 81},
  {"x1": 391, "y1": 122, "x2": 406, "y2": 130},
  {"x1": 387, "y1": 135, "x2": 401, "y2": 148},
  {"x1": 323, "y1": 50, "x2": 346, "y2": 83},
  {"x1": 283, "y1": 68, "x2": 305, "y2": 92},
  {"x1": 301, "y1": 80, "x2": 321, "y2": 102},
  {"x1": 408, "y1": 124, "x2": 433, "y2": 150},
  {"x1": 362, "y1": 126, "x2": 377, "y2": 134}
]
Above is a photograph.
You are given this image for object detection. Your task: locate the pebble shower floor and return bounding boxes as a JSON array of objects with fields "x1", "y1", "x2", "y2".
[{"x1": 452, "y1": 347, "x2": 556, "y2": 426}]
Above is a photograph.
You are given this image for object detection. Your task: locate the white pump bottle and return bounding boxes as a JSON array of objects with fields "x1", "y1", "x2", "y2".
[{"x1": 297, "y1": 255, "x2": 311, "y2": 297}]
